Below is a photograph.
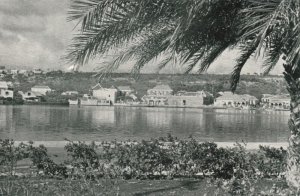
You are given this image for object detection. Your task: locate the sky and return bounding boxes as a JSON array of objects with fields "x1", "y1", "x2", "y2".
[{"x1": 0, "y1": 0, "x2": 284, "y2": 74}]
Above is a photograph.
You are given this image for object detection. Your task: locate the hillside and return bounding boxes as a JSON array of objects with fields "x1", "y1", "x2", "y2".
[{"x1": 3, "y1": 72, "x2": 288, "y2": 99}]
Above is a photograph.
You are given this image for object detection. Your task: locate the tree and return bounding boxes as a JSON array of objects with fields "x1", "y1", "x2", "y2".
[{"x1": 66, "y1": 0, "x2": 300, "y2": 188}]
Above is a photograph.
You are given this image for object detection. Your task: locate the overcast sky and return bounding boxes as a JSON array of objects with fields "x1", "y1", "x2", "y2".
[{"x1": 0, "y1": 0, "x2": 284, "y2": 74}]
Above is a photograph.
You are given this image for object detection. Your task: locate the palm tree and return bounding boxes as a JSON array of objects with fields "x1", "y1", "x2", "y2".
[{"x1": 66, "y1": 0, "x2": 300, "y2": 187}]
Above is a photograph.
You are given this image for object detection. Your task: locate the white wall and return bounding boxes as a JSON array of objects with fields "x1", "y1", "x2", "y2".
[
  {"x1": 31, "y1": 87, "x2": 51, "y2": 95},
  {"x1": 0, "y1": 89, "x2": 13, "y2": 98},
  {"x1": 93, "y1": 89, "x2": 117, "y2": 104}
]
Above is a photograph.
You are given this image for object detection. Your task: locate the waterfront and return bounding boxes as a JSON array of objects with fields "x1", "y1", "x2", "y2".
[{"x1": 0, "y1": 105, "x2": 289, "y2": 142}]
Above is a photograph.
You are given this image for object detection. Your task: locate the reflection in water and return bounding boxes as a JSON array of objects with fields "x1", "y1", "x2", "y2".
[{"x1": 0, "y1": 105, "x2": 290, "y2": 142}]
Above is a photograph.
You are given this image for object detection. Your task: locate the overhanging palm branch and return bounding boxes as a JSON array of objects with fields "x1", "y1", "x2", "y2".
[{"x1": 67, "y1": 0, "x2": 300, "y2": 91}]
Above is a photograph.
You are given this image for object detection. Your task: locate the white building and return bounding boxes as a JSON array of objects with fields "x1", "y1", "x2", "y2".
[
  {"x1": 19, "y1": 91, "x2": 43, "y2": 102},
  {"x1": 92, "y1": 84, "x2": 118, "y2": 104},
  {"x1": 31, "y1": 85, "x2": 52, "y2": 95},
  {"x1": 0, "y1": 81, "x2": 14, "y2": 99},
  {"x1": 214, "y1": 91, "x2": 258, "y2": 107},
  {"x1": 61, "y1": 91, "x2": 79, "y2": 96},
  {"x1": 143, "y1": 84, "x2": 173, "y2": 106},
  {"x1": 167, "y1": 90, "x2": 214, "y2": 107},
  {"x1": 261, "y1": 94, "x2": 290, "y2": 109},
  {"x1": 0, "y1": 89, "x2": 13, "y2": 99}
]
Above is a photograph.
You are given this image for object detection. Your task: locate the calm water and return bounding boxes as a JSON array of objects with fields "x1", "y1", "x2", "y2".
[{"x1": 0, "y1": 105, "x2": 290, "y2": 142}]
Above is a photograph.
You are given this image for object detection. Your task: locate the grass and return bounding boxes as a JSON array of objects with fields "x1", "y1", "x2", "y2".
[{"x1": 0, "y1": 177, "x2": 289, "y2": 196}]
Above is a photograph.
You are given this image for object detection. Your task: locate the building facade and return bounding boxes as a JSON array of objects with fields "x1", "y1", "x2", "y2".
[
  {"x1": 19, "y1": 91, "x2": 43, "y2": 102},
  {"x1": 92, "y1": 84, "x2": 118, "y2": 104},
  {"x1": 0, "y1": 81, "x2": 14, "y2": 99},
  {"x1": 167, "y1": 91, "x2": 214, "y2": 107},
  {"x1": 143, "y1": 84, "x2": 173, "y2": 106},
  {"x1": 214, "y1": 91, "x2": 258, "y2": 107},
  {"x1": 261, "y1": 94, "x2": 290, "y2": 109},
  {"x1": 31, "y1": 85, "x2": 52, "y2": 95}
]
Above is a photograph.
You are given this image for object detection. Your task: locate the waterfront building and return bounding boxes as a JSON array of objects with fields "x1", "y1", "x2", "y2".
[
  {"x1": 0, "y1": 89, "x2": 13, "y2": 99},
  {"x1": 167, "y1": 90, "x2": 214, "y2": 107},
  {"x1": 19, "y1": 91, "x2": 43, "y2": 102},
  {"x1": 92, "y1": 83, "x2": 118, "y2": 104},
  {"x1": 143, "y1": 84, "x2": 173, "y2": 106},
  {"x1": 31, "y1": 85, "x2": 52, "y2": 95},
  {"x1": 214, "y1": 91, "x2": 258, "y2": 107},
  {"x1": 261, "y1": 94, "x2": 290, "y2": 109}
]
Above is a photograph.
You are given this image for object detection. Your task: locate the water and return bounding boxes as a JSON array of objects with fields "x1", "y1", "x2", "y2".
[{"x1": 0, "y1": 105, "x2": 290, "y2": 142}]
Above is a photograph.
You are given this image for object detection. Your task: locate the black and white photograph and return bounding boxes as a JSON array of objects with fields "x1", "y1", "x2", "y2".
[{"x1": 0, "y1": 0, "x2": 300, "y2": 195}]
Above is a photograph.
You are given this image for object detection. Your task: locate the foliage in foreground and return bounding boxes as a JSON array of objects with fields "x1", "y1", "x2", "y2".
[{"x1": 0, "y1": 136, "x2": 298, "y2": 195}]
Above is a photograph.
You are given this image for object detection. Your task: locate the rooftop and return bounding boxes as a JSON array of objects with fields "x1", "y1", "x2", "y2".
[
  {"x1": 268, "y1": 94, "x2": 290, "y2": 100},
  {"x1": 32, "y1": 85, "x2": 51, "y2": 89},
  {"x1": 217, "y1": 93, "x2": 258, "y2": 101},
  {"x1": 92, "y1": 83, "x2": 118, "y2": 91}
]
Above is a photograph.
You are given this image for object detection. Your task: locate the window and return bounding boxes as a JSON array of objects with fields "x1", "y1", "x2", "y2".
[{"x1": 5, "y1": 91, "x2": 9, "y2": 95}]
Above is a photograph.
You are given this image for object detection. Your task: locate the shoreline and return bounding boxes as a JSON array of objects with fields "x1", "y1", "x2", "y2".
[{"x1": 0, "y1": 103, "x2": 291, "y2": 111}]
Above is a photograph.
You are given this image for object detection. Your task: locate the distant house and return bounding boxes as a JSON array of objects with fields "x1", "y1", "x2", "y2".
[
  {"x1": 18, "y1": 70, "x2": 29, "y2": 76},
  {"x1": 31, "y1": 85, "x2": 52, "y2": 95},
  {"x1": 0, "y1": 81, "x2": 14, "y2": 99},
  {"x1": 261, "y1": 94, "x2": 290, "y2": 109},
  {"x1": 0, "y1": 89, "x2": 13, "y2": 99},
  {"x1": 168, "y1": 90, "x2": 214, "y2": 107},
  {"x1": 61, "y1": 91, "x2": 79, "y2": 96},
  {"x1": 214, "y1": 91, "x2": 258, "y2": 107},
  {"x1": 117, "y1": 86, "x2": 134, "y2": 95},
  {"x1": 92, "y1": 84, "x2": 118, "y2": 104},
  {"x1": 10, "y1": 70, "x2": 19, "y2": 75},
  {"x1": 0, "y1": 81, "x2": 13, "y2": 90},
  {"x1": 147, "y1": 84, "x2": 173, "y2": 96},
  {"x1": 33, "y1": 69, "x2": 43, "y2": 74},
  {"x1": 19, "y1": 91, "x2": 43, "y2": 102}
]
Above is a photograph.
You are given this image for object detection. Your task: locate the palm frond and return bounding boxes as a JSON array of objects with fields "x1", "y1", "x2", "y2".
[{"x1": 231, "y1": 42, "x2": 258, "y2": 91}]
